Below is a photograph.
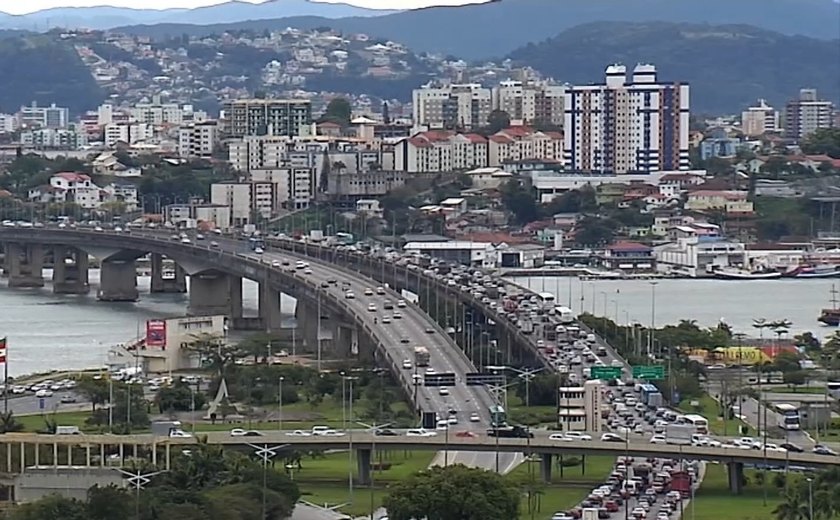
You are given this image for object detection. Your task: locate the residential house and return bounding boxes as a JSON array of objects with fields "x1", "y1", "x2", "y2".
[{"x1": 685, "y1": 190, "x2": 754, "y2": 214}]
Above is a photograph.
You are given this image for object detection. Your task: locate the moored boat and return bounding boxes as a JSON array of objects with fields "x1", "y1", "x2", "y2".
[
  {"x1": 819, "y1": 285, "x2": 840, "y2": 326},
  {"x1": 713, "y1": 267, "x2": 782, "y2": 280},
  {"x1": 785, "y1": 264, "x2": 840, "y2": 279}
]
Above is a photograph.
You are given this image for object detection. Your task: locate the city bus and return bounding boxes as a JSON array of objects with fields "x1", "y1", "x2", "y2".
[
  {"x1": 678, "y1": 414, "x2": 709, "y2": 435},
  {"x1": 774, "y1": 403, "x2": 801, "y2": 431},
  {"x1": 535, "y1": 292, "x2": 556, "y2": 310},
  {"x1": 827, "y1": 381, "x2": 840, "y2": 398},
  {"x1": 489, "y1": 405, "x2": 507, "y2": 427}
]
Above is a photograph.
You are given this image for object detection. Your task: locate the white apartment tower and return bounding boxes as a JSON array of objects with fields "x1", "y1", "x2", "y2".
[
  {"x1": 785, "y1": 89, "x2": 834, "y2": 139},
  {"x1": 564, "y1": 64, "x2": 690, "y2": 174},
  {"x1": 741, "y1": 99, "x2": 780, "y2": 137},
  {"x1": 493, "y1": 80, "x2": 565, "y2": 127},
  {"x1": 178, "y1": 121, "x2": 218, "y2": 158},
  {"x1": 412, "y1": 83, "x2": 492, "y2": 130}
]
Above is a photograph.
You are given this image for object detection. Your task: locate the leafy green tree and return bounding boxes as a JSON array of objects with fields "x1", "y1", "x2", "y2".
[
  {"x1": 574, "y1": 216, "x2": 616, "y2": 246},
  {"x1": 782, "y1": 370, "x2": 807, "y2": 388},
  {"x1": 500, "y1": 179, "x2": 538, "y2": 225},
  {"x1": 321, "y1": 97, "x2": 352, "y2": 127},
  {"x1": 86, "y1": 485, "x2": 132, "y2": 520},
  {"x1": 772, "y1": 351, "x2": 801, "y2": 373},
  {"x1": 9, "y1": 494, "x2": 87, "y2": 520},
  {"x1": 486, "y1": 109, "x2": 511, "y2": 134},
  {"x1": 76, "y1": 376, "x2": 110, "y2": 414},
  {"x1": 515, "y1": 373, "x2": 565, "y2": 406},
  {"x1": 156, "y1": 380, "x2": 206, "y2": 413},
  {"x1": 384, "y1": 465, "x2": 520, "y2": 520},
  {"x1": 801, "y1": 128, "x2": 840, "y2": 159}
]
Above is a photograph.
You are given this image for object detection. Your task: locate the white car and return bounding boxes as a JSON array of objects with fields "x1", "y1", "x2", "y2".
[
  {"x1": 402, "y1": 360, "x2": 413, "y2": 370},
  {"x1": 285, "y1": 430, "x2": 312, "y2": 437},
  {"x1": 368, "y1": 303, "x2": 377, "y2": 312},
  {"x1": 169, "y1": 429, "x2": 193, "y2": 438},
  {"x1": 364, "y1": 288, "x2": 374, "y2": 296},
  {"x1": 230, "y1": 428, "x2": 262, "y2": 437},
  {"x1": 345, "y1": 291, "x2": 355, "y2": 299},
  {"x1": 563, "y1": 432, "x2": 592, "y2": 441},
  {"x1": 382, "y1": 316, "x2": 392, "y2": 324},
  {"x1": 397, "y1": 300, "x2": 407, "y2": 308},
  {"x1": 35, "y1": 389, "x2": 53, "y2": 398},
  {"x1": 649, "y1": 434, "x2": 667, "y2": 444},
  {"x1": 549, "y1": 433, "x2": 574, "y2": 442},
  {"x1": 439, "y1": 387, "x2": 450, "y2": 396},
  {"x1": 254, "y1": 247, "x2": 264, "y2": 254},
  {"x1": 469, "y1": 413, "x2": 481, "y2": 422},
  {"x1": 304, "y1": 268, "x2": 313, "y2": 275},
  {"x1": 272, "y1": 260, "x2": 281, "y2": 267},
  {"x1": 406, "y1": 428, "x2": 437, "y2": 437}
]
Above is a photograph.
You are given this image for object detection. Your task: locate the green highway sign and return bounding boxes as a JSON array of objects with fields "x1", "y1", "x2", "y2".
[
  {"x1": 632, "y1": 365, "x2": 666, "y2": 380},
  {"x1": 590, "y1": 366, "x2": 622, "y2": 380}
]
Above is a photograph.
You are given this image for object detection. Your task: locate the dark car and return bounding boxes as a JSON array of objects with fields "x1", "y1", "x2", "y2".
[
  {"x1": 781, "y1": 442, "x2": 804, "y2": 453},
  {"x1": 374, "y1": 429, "x2": 398, "y2": 436}
]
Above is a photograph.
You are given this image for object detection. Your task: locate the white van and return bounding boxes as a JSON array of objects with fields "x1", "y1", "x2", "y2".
[{"x1": 56, "y1": 425, "x2": 80, "y2": 435}]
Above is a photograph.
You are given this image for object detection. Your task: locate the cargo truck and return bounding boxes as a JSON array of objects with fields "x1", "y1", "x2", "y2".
[
  {"x1": 414, "y1": 346, "x2": 430, "y2": 367},
  {"x1": 665, "y1": 424, "x2": 695, "y2": 445},
  {"x1": 581, "y1": 508, "x2": 600, "y2": 520}
]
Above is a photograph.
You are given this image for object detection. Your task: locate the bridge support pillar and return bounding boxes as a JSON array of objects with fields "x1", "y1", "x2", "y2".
[
  {"x1": 356, "y1": 448, "x2": 371, "y2": 486},
  {"x1": 259, "y1": 283, "x2": 283, "y2": 333},
  {"x1": 727, "y1": 462, "x2": 744, "y2": 494},
  {"x1": 52, "y1": 247, "x2": 89, "y2": 294},
  {"x1": 98, "y1": 259, "x2": 138, "y2": 302},
  {"x1": 188, "y1": 272, "x2": 242, "y2": 318},
  {"x1": 6, "y1": 243, "x2": 44, "y2": 288},
  {"x1": 539, "y1": 453, "x2": 552, "y2": 483},
  {"x1": 150, "y1": 254, "x2": 186, "y2": 293}
]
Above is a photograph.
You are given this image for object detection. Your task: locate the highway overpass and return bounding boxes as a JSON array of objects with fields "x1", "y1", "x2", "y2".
[
  {"x1": 0, "y1": 431, "x2": 835, "y2": 494},
  {"x1": 0, "y1": 227, "x2": 515, "y2": 471}
]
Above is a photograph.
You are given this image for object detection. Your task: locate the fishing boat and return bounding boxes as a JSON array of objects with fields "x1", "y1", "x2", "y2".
[
  {"x1": 785, "y1": 264, "x2": 840, "y2": 279},
  {"x1": 819, "y1": 285, "x2": 840, "y2": 326},
  {"x1": 712, "y1": 267, "x2": 782, "y2": 280}
]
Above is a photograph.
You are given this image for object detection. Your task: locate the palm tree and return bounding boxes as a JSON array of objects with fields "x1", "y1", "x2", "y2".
[
  {"x1": 773, "y1": 488, "x2": 808, "y2": 520},
  {"x1": 0, "y1": 411, "x2": 22, "y2": 433}
]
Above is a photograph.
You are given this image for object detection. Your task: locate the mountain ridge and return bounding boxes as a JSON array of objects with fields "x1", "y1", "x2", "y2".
[
  {"x1": 508, "y1": 21, "x2": 840, "y2": 113},
  {"x1": 109, "y1": 0, "x2": 840, "y2": 59},
  {"x1": 0, "y1": 0, "x2": 395, "y2": 30}
]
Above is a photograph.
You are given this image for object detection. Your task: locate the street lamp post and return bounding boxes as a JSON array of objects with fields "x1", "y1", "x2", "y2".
[
  {"x1": 808, "y1": 477, "x2": 814, "y2": 520},
  {"x1": 277, "y1": 376, "x2": 284, "y2": 431},
  {"x1": 649, "y1": 281, "x2": 658, "y2": 358}
]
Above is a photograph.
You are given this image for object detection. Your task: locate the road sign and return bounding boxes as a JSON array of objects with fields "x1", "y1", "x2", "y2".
[
  {"x1": 424, "y1": 373, "x2": 456, "y2": 387},
  {"x1": 38, "y1": 398, "x2": 45, "y2": 410},
  {"x1": 465, "y1": 372, "x2": 506, "y2": 386},
  {"x1": 590, "y1": 366, "x2": 622, "y2": 380},
  {"x1": 632, "y1": 365, "x2": 666, "y2": 380}
]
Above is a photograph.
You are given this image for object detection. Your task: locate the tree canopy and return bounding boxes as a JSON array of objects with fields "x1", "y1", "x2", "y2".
[
  {"x1": 320, "y1": 97, "x2": 353, "y2": 127},
  {"x1": 383, "y1": 464, "x2": 520, "y2": 520}
]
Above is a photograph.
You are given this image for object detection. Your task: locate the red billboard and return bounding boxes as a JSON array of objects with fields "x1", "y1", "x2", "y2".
[{"x1": 145, "y1": 319, "x2": 167, "y2": 349}]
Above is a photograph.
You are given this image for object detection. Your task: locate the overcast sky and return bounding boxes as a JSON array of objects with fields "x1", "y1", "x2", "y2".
[{"x1": 4, "y1": 0, "x2": 478, "y2": 15}]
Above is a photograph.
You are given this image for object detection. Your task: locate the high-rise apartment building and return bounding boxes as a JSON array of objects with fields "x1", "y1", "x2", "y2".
[
  {"x1": 19, "y1": 102, "x2": 69, "y2": 129},
  {"x1": 222, "y1": 99, "x2": 312, "y2": 138},
  {"x1": 563, "y1": 64, "x2": 690, "y2": 174},
  {"x1": 741, "y1": 99, "x2": 780, "y2": 137},
  {"x1": 785, "y1": 89, "x2": 834, "y2": 139},
  {"x1": 493, "y1": 80, "x2": 565, "y2": 127},
  {"x1": 178, "y1": 121, "x2": 218, "y2": 158},
  {"x1": 412, "y1": 84, "x2": 492, "y2": 130}
]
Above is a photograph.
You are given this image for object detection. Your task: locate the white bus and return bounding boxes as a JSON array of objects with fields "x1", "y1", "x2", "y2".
[
  {"x1": 827, "y1": 381, "x2": 840, "y2": 398},
  {"x1": 535, "y1": 292, "x2": 556, "y2": 310},
  {"x1": 678, "y1": 414, "x2": 709, "y2": 435},
  {"x1": 554, "y1": 306, "x2": 575, "y2": 324},
  {"x1": 774, "y1": 403, "x2": 801, "y2": 431}
]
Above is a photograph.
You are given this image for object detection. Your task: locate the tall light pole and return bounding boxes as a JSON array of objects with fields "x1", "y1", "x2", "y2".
[
  {"x1": 277, "y1": 376, "x2": 284, "y2": 431},
  {"x1": 649, "y1": 281, "x2": 658, "y2": 358},
  {"x1": 807, "y1": 477, "x2": 814, "y2": 520},
  {"x1": 118, "y1": 468, "x2": 167, "y2": 520}
]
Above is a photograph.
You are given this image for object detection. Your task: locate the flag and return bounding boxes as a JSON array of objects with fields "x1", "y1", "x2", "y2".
[{"x1": 0, "y1": 338, "x2": 7, "y2": 364}]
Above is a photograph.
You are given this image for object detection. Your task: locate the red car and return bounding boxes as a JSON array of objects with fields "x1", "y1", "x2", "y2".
[
  {"x1": 455, "y1": 431, "x2": 477, "y2": 438},
  {"x1": 604, "y1": 501, "x2": 619, "y2": 513}
]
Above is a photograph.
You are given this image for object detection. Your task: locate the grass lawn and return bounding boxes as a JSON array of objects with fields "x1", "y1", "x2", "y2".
[
  {"x1": 506, "y1": 455, "x2": 615, "y2": 485},
  {"x1": 679, "y1": 394, "x2": 756, "y2": 436},
  {"x1": 764, "y1": 386, "x2": 826, "y2": 395},
  {"x1": 18, "y1": 411, "x2": 91, "y2": 432},
  {"x1": 687, "y1": 463, "x2": 782, "y2": 520},
  {"x1": 298, "y1": 484, "x2": 389, "y2": 516},
  {"x1": 292, "y1": 450, "x2": 435, "y2": 484},
  {"x1": 518, "y1": 487, "x2": 592, "y2": 520}
]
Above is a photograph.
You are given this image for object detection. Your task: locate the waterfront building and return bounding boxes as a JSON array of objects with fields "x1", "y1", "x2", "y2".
[
  {"x1": 654, "y1": 236, "x2": 746, "y2": 277},
  {"x1": 403, "y1": 241, "x2": 497, "y2": 268},
  {"x1": 785, "y1": 89, "x2": 834, "y2": 140},
  {"x1": 563, "y1": 64, "x2": 690, "y2": 174},
  {"x1": 601, "y1": 241, "x2": 655, "y2": 272}
]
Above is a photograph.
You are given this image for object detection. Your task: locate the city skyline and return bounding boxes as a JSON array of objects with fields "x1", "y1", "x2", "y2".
[{"x1": 2, "y1": 0, "x2": 480, "y2": 15}]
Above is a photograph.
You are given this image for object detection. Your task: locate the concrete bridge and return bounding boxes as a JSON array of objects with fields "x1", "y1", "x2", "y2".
[
  {"x1": 0, "y1": 227, "x2": 520, "y2": 472},
  {"x1": 0, "y1": 431, "x2": 834, "y2": 494}
]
